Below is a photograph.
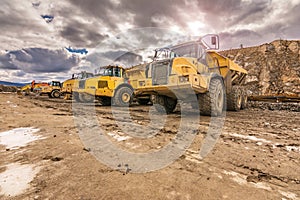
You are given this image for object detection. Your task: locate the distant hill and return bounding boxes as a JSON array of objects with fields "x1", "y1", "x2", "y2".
[{"x1": 0, "y1": 81, "x2": 28, "y2": 87}]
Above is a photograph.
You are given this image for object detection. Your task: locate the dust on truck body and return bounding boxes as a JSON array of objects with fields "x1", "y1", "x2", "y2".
[{"x1": 133, "y1": 34, "x2": 248, "y2": 116}]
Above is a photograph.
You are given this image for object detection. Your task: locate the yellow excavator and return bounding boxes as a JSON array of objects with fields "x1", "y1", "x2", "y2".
[
  {"x1": 19, "y1": 81, "x2": 49, "y2": 96},
  {"x1": 131, "y1": 34, "x2": 248, "y2": 116}
]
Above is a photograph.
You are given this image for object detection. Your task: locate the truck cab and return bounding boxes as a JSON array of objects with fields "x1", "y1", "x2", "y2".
[{"x1": 39, "y1": 81, "x2": 62, "y2": 98}]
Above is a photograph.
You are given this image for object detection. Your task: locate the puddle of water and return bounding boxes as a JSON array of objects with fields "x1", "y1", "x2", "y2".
[
  {"x1": 0, "y1": 163, "x2": 40, "y2": 197},
  {"x1": 285, "y1": 146, "x2": 300, "y2": 153},
  {"x1": 229, "y1": 133, "x2": 272, "y2": 143},
  {"x1": 0, "y1": 127, "x2": 43, "y2": 149},
  {"x1": 227, "y1": 133, "x2": 299, "y2": 153}
]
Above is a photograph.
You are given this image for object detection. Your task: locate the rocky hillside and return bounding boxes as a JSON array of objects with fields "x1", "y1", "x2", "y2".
[{"x1": 221, "y1": 40, "x2": 300, "y2": 97}]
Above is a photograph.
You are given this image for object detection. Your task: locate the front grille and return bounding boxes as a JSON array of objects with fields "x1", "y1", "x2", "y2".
[
  {"x1": 79, "y1": 80, "x2": 85, "y2": 89},
  {"x1": 98, "y1": 80, "x2": 108, "y2": 88},
  {"x1": 152, "y1": 62, "x2": 169, "y2": 85}
]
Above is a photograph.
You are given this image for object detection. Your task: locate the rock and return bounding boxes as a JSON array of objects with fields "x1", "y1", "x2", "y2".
[
  {"x1": 288, "y1": 41, "x2": 299, "y2": 54},
  {"x1": 221, "y1": 39, "x2": 300, "y2": 97}
]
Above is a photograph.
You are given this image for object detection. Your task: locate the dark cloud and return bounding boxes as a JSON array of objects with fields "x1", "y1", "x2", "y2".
[
  {"x1": 195, "y1": 0, "x2": 271, "y2": 27},
  {"x1": 60, "y1": 20, "x2": 109, "y2": 47},
  {"x1": 66, "y1": 0, "x2": 119, "y2": 28},
  {"x1": 0, "y1": 48, "x2": 79, "y2": 73},
  {"x1": 0, "y1": 53, "x2": 18, "y2": 70},
  {"x1": 0, "y1": 2, "x2": 43, "y2": 33},
  {"x1": 64, "y1": 0, "x2": 273, "y2": 48}
]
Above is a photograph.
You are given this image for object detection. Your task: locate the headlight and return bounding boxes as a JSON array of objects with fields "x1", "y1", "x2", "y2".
[
  {"x1": 139, "y1": 81, "x2": 145, "y2": 86},
  {"x1": 179, "y1": 76, "x2": 189, "y2": 83}
]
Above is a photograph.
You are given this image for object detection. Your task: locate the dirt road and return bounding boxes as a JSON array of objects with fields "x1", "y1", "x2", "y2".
[{"x1": 0, "y1": 93, "x2": 299, "y2": 200}]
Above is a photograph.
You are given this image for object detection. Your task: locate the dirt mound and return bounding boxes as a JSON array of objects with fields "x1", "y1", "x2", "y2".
[
  {"x1": 0, "y1": 85, "x2": 18, "y2": 92},
  {"x1": 221, "y1": 40, "x2": 300, "y2": 97}
]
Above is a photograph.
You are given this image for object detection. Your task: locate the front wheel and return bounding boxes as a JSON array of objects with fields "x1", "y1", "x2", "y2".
[
  {"x1": 113, "y1": 87, "x2": 133, "y2": 107},
  {"x1": 198, "y1": 78, "x2": 225, "y2": 116},
  {"x1": 51, "y1": 90, "x2": 61, "y2": 98}
]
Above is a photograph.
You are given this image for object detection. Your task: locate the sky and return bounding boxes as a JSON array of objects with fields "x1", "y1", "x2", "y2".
[{"x1": 0, "y1": 0, "x2": 299, "y2": 83}]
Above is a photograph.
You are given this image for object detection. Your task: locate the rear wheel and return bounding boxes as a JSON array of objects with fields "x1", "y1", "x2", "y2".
[
  {"x1": 153, "y1": 95, "x2": 177, "y2": 114},
  {"x1": 198, "y1": 78, "x2": 225, "y2": 116},
  {"x1": 113, "y1": 87, "x2": 133, "y2": 107},
  {"x1": 227, "y1": 85, "x2": 242, "y2": 111},
  {"x1": 51, "y1": 90, "x2": 60, "y2": 98},
  {"x1": 241, "y1": 89, "x2": 248, "y2": 109}
]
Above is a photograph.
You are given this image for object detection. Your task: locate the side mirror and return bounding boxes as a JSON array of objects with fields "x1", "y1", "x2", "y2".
[
  {"x1": 200, "y1": 34, "x2": 219, "y2": 50},
  {"x1": 211, "y1": 36, "x2": 217, "y2": 45}
]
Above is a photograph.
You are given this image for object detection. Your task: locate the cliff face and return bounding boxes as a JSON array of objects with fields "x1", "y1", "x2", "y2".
[{"x1": 221, "y1": 40, "x2": 300, "y2": 96}]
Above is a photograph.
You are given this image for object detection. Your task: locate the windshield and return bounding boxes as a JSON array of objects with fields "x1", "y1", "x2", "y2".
[
  {"x1": 154, "y1": 48, "x2": 178, "y2": 60},
  {"x1": 154, "y1": 43, "x2": 200, "y2": 60},
  {"x1": 98, "y1": 67, "x2": 113, "y2": 76},
  {"x1": 96, "y1": 67, "x2": 122, "y2": 77},
  {"x1": 171, "y1": 43, "x2": 197, "y2": 58},
  {"x1": 72, "y1": 73, "x2": 79, "y2": 79}
]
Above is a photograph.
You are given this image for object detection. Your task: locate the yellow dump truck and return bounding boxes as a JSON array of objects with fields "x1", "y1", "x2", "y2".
[
  {"x1": 39, "y1": 81, "x2": 62, "y2": 98},
  {"x1": 73, "y1": 65, "x2": 151, "y2": 106},
  {"x1": 132, "y1": 34, "x2": 248, "y2": 116},
  {"x1": 61, "y1": 72, "x2": 94, "y2": 100}
]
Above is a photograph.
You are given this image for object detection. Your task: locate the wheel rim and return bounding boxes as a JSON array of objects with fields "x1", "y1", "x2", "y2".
[{"x1": 122, "y1": 93, "x2": 130, "y2": 103}]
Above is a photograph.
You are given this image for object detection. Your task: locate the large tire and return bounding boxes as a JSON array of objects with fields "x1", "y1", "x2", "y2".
[
  {"x1": 198, "y1": 78, "x2": 225, "y2": 116},
  {"x1": 73, "y1": 92, "x2": 81, "y2": 102},
  {"x1": 113, "y1": 87, "x2": 133, "y2": 107},
  {"x1": 99, "y1": 97, "x2": 111, "y2": 106},
  {"x1": 51, "y1": 90, "x2": 60, "y2": 98},
  {"x1": 227, "y1": 85, "x2": 242, "y2": 111},
  {"x1": 241, "y1": 88, "x2": 248, "y2": 110},
  {"x1": 153, "y1": 95, "x2": 177, "y2": 114},
  {"x1": 137, "y1": 98, "x2": 150, "y2": 105}
]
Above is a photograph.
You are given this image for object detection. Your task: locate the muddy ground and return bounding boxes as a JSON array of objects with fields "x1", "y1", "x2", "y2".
[{"x1": 0, "y1": 93, "x2": 299, "y2": 200}]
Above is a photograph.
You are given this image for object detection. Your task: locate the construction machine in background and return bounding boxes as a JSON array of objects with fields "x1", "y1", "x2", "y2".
[
  {"x1": 72, "y1": 65, "x2": 150, "y2": 106},
  {"x1": 20, "y1": 81, "x2": 49, "y2": 95},
  {"x1": 39, "y1": 81, "x2": 62, "y2": 98},
  {"x1": 131, "y1": 34, "x2": 248, "y2": 116},
  {"x1": 61, "y1": 71, "x2": 94, "y2": 100}
]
